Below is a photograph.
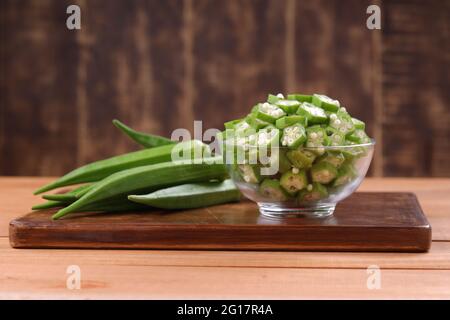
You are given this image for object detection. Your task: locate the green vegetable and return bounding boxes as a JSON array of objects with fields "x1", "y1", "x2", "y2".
[
  {"x1": 296, "y1": 102, "x2": 328, "y2": 124},
  {"x1": 311, "y1": 94, "x2": 340, "y2": 112},
  {"x1": 52, "y1": 156, "x2": 227, "y2": 220},
  {"x1": 287, "y1": 94, "x2": 312, "y2": 103},
  {"x1": 280, "y1": 124, "x2": 307, "y2": 149},
  {"x1": 333, "y1": 163, "x2": 357, "y2": 187},
  {"x1": 317, "y1": 152, "x2": 346, "y2": 168},
  {"x1": 275, "y1": 99, "x2": 301, "y2": 114},
  {"x1": 238, "y1": 164, "x2": 261, "y2": 183},
  {"x1": 286, "y1": 149, "x2": 316, "y2": 169},
  {"x1": 328, "y1": 109, "x2": 355, "y2": 135},
  {"x1": 32, "y1": 200, "x2": 66, "y2": 210},
  {"x1": 259, "y1": 179, "x2": 288, "y2": 201},
  {"x1": 128, "y1": 179, "x2": 240, "y2": 209},
  {"x1": 310, "y1": 162, "x2": 338, "y2": 184},
  {"x1": 42, "y1": 184, "x2": 93, "y2": 202},
  {"x1": 275, "y1": 115, "x2": 307, "y2": 129},
  {"x1": 34, "y1": 140, "x2": 206, "y2": 195},
  {"x1": 254, "y1": 102, "x2": 286, "y2": 123},
  {"x1": 305, "y1": 125, "x2": 329, "y2": 154},
  {"x1": 351, "y1": 117, "x2": 366, "y2": 130},
  {"x1": 298, "y1": 182, "x2": 328, "y2": 202},
  {"x1": 113, "y1": 119, "x2": 175, "y2": 148},
  {"x1": 280, "y1": 169, "x2": 308, "y2": 196}
]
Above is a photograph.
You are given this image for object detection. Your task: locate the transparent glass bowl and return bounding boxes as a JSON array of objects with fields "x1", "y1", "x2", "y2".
[{"x1": 226, "y1": 140, "x2": 375, "y2": 218}]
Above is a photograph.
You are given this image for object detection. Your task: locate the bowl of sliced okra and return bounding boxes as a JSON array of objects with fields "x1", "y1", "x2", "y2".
[{"x1": 219, "y1": 93, "x2": 375, "y2": 218}]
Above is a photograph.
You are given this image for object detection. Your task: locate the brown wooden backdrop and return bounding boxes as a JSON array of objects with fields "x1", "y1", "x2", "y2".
[{"x1": 0, "y1": 0, "x2": 449, "y2": 177}]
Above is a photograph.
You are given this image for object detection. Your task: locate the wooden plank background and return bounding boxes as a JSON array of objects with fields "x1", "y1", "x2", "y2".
[{"x1": 0, "y1": 0, "x2": 448, "y2": 177}]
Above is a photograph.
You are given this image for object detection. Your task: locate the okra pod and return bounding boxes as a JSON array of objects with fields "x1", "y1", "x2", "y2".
[
  {"x1": 52, "y1": 156, "x2": 227, "y2": 219},
  {"x1": 113, "y1": 119, "x2": 175, "y2": 148},
  {"x1": 34, "y1": 140, "x2": 206, "y2": 195},
  {"x1": 128, "y1": 179, "x2": 241, "y2": 209}
]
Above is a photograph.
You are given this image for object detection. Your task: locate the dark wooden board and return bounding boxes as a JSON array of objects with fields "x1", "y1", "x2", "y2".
[{"x1": 9, "y1": 192, "x2": 431, "y2": 252}]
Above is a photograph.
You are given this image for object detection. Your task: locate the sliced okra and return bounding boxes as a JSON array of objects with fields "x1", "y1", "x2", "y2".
[
  {"x1": 333, "y1": 163, "x2": 357, "y2": 187},
  {"x1": 346, "y1": 129, "x2": 371, "y2": 144},
  {"x1": 275, "y1": 99, "x2": 301, "y2": 114},
  {"x1": 259, "y1": 179, "x2": 288, "y2": 201},
  {"x1": 286, "y1": 149, "x2": 316, "y2": 169},
  {"x1": 298, "y1": 182, "x2": 328, "y2": 202},
  {"x1": 255, "y1": 102, "x2": 286, "y2": 123},
  {"x1": 326, "y1": 127, "x2": 346, "y2": 146},
  {"x1": 351, "y1": 117, "x2": 366, "y2": 130},
  {"x1": 317, "y1": 152, "x2": 346, "y2": 168},
  {"x1": 267, "y1": 93, "x2": 284, "y2": 104},
  {"x1": 281, "y1": 124, "x2": 307, "y2": 149},
  {"x1": 305, "y1": 125, "x2": 329, "y2": 155},
  {"x1": 311, "y1": 162, "x2": 338, "y2": 184},
  {"x1": 268, "y1": 149, "x2": 292, "y2": 174},
  {"x1": 329, "y1": 109, "x2": 355, "y2": 135},
  {"x1": 296, "y1": 102, "x2": 328, "y2": 124},
  {"x1": 256, "y1": 126, "x2": 280, "y2": 147},
  {"x1": 245, "y1": 113, "x2": 270, "y2": 130},
  {"x1": 238, "y1": 164, "x2": 261, "y2": 183},
  {"x1": 280, "y1": 168, "x2": 308, "y2": 196},
  {"x1": 275, "y1": 115, "x2": 307, "y2": 129},
  {"x1": 224, "y1": 119, "x2": 242, "y2": 130},
  {"x1": 311, "y1": 94, "x2": 340, "y2": 112},
  {"x1": 341, "y1": 141, "x2": 368, "y2": 160},
  {"x1": 287, "y1": 94, "x2": 312, "y2": 103}
]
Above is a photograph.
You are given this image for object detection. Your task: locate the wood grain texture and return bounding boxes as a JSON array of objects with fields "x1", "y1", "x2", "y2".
[
  {"x1": 381, "y1": 0, "x2": 450, "y2": 176},
  {"x1": 1, "y1": 262, "x2": 449, "y2": 299},
  {"x1": 0, "y1": 0, "x2": 79, "y2": 175},
  {"x1": 191, "y1": 0, "x2": 287, "y2": 131},
  {"x1": 0, "y1": 0, "x2": 448, "y2": 177},
  {"x1": 9, "y1": 193, "x2": 431, "y2": 252},
  {"x1": 0, "y1": 177, "x2": 449, "y2": 299},
  {"x1": 3, "y1": 238, "x2": 450, "y2": 270}
]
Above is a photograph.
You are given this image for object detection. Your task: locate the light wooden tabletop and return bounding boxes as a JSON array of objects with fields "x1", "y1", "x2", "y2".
[{"x1": 0, "y1": 177, "x2": 449, "y2": 299}]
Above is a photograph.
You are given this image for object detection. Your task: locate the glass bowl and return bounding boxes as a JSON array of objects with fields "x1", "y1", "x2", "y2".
[{"x1": 226, "y1": 140, "x2": 375, "y2": 218}]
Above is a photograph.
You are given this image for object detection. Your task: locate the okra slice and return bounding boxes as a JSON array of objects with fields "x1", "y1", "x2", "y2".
[
  {"x1": 351, "y1": 117, "x2": 366, "y2": 130},
  {"x1": 311, "y1": 94, "x2": 340, "y2": 112},
  {"x1": 326, "y1": 127, "x2": 346, "y2": 146},
  {"x1": 245, "y1": 113, "x2": 270, "y2": 130},
  {"x1": 329, "y1": 108, "x2": 355, "y2": 135},
  {"x1": 333, "y1": 163, "x2": 357, "y2": 187},
  {"x1": 287, "y1": 94, "x2": 312, "y2": 103},
  {"x1": 224, "y1": 119, "x2": 242, "y2": 130},
  {"x1": 275, "y1": 99, "x2": 301, "y2": 114},
  {"x1": 298, "y1": 182, "x2": 328, "y2": 202},
  {"x1": 296, "y1": 102, "x2": 328, "y2": 124},
  {"x1": 305, "y1": 125, "x2": 329, "y2": 155},
  {"x1": 317, "y1": 152, "x2": 346, "y2": 168},
  {"x1": 255, "y1": 102, "x2": 286, "y2": 123},
  {"x1": 267, "y1": 93, "x2": 284, "y2": 104},
  {"x1": 256, "y1": 126, "x2": 280, "y2": 147},
  {"x1": 311, "y1": 162, "x2": 338, "y2": 184},
  {"x1": 280, "y1": 168, "x2": 308, "y2": 196},
  {"x1": 267, "y1": 149, "x2": 292, "y2": 174},
  {"x1": 286, "y1": 149, "x2": 316, "y2": 169},
  {"x1": 275, "y1": 115, "x2": 307, "y2": 129},
  {"x1": 346, "y1": 129, "x2": 371, "y2": 144},
  {"x1": 259, "y1": 179, "x2": 288, "y2": 201},
  {"x1": 280, "y1": 124, "x2": 307, "y2": 149},
  {"x1": 238, "y1": 164, "x2": 261, "y2": 183}
]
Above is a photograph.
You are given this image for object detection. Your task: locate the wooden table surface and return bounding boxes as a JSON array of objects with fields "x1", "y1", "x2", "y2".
[{"x1": 0, "y1": 177, "x2": 449, "y2": 299}]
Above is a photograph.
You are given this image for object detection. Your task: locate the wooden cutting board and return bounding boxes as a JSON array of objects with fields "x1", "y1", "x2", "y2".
[{"x1": 9, "y1": 192, "x2": 431, "y2": 252}]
